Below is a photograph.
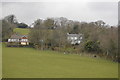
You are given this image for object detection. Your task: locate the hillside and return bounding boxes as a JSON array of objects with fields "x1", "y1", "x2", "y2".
[{"x1": 13, "y1": 28, "x2": 30, "y2": 35}]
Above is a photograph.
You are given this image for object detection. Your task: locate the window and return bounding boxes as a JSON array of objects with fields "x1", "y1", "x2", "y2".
[
  {"x1": 80, "y1": 37, "x2": 82, "y2": 39},
  {"x1": 11, "y1": 39, "x2": 13, "y2": 42},
  {"x1": 8, "y1": 39, "x2": 11, "y2": 42},
  {"x1": 71, "y1": 37, "x2": 73, "y2": 40},
  {"x1": 13, "y1": 39, "x2": 15, "y2": 42},
  {"x1": 14, "y1": 39, "x2": 16, "y2": 41},
  {"x1": 78, "y1": 41, "x2": 81, "y2": 43},
  {"x1": 74, "y1": 37, "x2": 77, "y2": 40},
  {"x1": 21, "y1": 39, "x2": 28, "y2": 42}
]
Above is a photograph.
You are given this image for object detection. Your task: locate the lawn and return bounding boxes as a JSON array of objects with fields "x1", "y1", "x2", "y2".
[
  {"x1": 2, "y1": 44, "x2": 118, "y2": 78},
  {"x1": 13, "y1": 28, "x2": 30, "y2": 35}
]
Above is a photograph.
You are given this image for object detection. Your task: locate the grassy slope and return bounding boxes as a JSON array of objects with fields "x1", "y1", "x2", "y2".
[
  {"x1": 2, "y1": 44, "x2": 118, "y2": 78},
  {"x1": 13, "y1": 28, "x2": 30, "y2": 35}
]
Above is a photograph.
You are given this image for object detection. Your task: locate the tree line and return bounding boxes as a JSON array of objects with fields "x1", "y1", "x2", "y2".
[
  {"x1": 1, "y1": 15, "x2": 119, "y2": 62},
  {"x1": 29, "y1": 17, "x2": 118, "y2": 62}
]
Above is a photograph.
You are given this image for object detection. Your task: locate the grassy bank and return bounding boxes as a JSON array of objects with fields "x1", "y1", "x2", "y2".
[{"x1": 13, "y1": 28, "x2": 30, "y2": 35}]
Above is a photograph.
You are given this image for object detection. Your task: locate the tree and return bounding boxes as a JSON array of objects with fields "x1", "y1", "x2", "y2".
[
  {"x1": 71, "y1": 24, "x2": 79, "y2": 34},
  {"x1": 2, "y1": 15, "x2": 18, "y2": 41},
  {"x1": 44, "y1": 18, "x2": 54, "y2": 29},
  {"x1": 2, "y1": 20, "x2": 15, "y2": 41},
  {"x1": 95, "y1": 20, "x2": 105, "y2": 27},
  {"x1": 34, "y1": 19, "x2": 44, "y2": 29},
  {"x1": 4, "y1": 14, "x2": 17, "y2": 24},
  {"x1": 98, "y1": 27, "x2": 118, "y2": 59}
]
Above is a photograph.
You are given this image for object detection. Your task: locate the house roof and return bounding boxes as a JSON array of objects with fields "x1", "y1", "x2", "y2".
[
  {"x1": 10, "y1": 34, "x2": 28, "y2": 39},
  {"x1": 67, "y1": 33, "x2": 82, "y2": 37}
]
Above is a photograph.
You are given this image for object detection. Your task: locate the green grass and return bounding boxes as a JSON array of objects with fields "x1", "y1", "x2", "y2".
[
  {"x1": 13, "y1": 28, "x2": 30, "y2": 35},
  {"x1": 2, "y1": 44, "x2": 118, "y2": 78}
]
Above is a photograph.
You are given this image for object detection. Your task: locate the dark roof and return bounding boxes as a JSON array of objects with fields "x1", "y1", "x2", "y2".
[{"x1": 67, "y1": 33, "x2": 82, "y2": 37}]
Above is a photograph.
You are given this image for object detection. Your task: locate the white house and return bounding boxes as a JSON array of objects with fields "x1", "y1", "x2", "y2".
[
  {"x1": 67, "y1": 33, "x2": 83, "y2": 45},
  {"x1": 8, "y1": 34, "x2": 29, "y2": 46}
]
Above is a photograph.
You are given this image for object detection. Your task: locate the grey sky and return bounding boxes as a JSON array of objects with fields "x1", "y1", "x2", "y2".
[{"x1": 1, "y1": 1, "x2": 118, "y2": 26}]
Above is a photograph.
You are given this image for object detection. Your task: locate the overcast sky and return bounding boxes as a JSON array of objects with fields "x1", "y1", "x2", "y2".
[{"x1": 1, "y1": 0, "x2": 118, "y2": 26}]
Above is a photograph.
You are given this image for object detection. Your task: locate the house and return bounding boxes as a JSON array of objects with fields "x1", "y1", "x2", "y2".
[
  {"x1": 7, "y1": 34, "x2": 29, "y2": 46},
  {"x1": 20, "y1": 35, "x2": 29, "y2": 45},
  {"x1": 67, "y1": 33, "x2": 83, "y2": 45}
]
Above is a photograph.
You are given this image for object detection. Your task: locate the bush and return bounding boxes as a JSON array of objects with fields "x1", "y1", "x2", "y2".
[{"x1": 84, "y1": 40, "x2": 101, "y2": 53}]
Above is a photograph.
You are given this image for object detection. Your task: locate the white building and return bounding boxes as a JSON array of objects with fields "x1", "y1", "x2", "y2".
[
  {"x1": 67, "y1": 33, "x2": 83, "y2": 45},
  {"x1": 8, "y1": 34, "x2": 29, "y2": 46}
]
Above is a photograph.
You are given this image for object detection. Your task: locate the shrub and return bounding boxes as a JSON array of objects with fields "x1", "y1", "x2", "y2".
[{"x1": 84, "y1": 40, "x2": 101, "y2": 53}]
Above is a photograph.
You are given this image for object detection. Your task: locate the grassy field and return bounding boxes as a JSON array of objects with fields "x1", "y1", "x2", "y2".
[
  {"x1": 2, "y1": 44, "x2": 118, "y2": 78},
  {"x1": 13, "y1": 28, "x2": 30, "y2": 35}
]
